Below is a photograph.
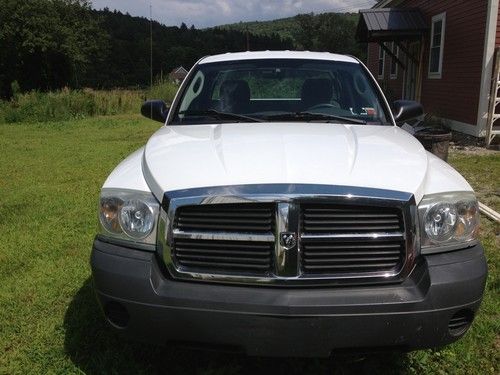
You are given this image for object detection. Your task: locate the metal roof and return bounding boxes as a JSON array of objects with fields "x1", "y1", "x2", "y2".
[{"x1": 356, "y1": 8, "x2": 428, "y2": 43}]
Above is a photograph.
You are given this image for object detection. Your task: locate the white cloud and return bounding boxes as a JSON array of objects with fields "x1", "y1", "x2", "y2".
[{"x1": 91, "y1": 0, "x2": 376, "y2": 28}]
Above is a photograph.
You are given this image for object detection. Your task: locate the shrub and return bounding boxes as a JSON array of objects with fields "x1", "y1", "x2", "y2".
[
  {"x1": 146, "y1": 79, "x2": 179, "y2": 103},
  {"x1": 0, "y1": 81, "x2": 179, "y2": 124}
]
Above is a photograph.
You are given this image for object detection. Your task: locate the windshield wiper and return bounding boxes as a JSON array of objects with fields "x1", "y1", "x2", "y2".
[
  {"x1": 179, "y1": 109, "x2": 264, "y2": 123},
  {"x1": 265, "y1": 112, "x2": 367, "y2": 124}
]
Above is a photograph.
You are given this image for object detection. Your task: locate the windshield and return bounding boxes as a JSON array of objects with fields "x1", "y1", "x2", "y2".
[{"x1": 171, "y1": 59, "x2": 391, "y2": 125}]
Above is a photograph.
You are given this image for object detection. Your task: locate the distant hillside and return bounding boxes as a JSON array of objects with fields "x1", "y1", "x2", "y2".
[
  {"x1": 217, "y1": 16, "x2": 298, "y2": 42},
  {"x1": 217, "y1": 12, "x2": 360, "y2": 46}
]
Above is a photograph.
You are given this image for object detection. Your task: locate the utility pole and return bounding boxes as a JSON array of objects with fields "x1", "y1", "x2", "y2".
[
  {"x1": 246, "y1": 27, "x2": 250, "y2": 51},
  {"x1": 150, "y1": 3, "x2": 153, "y2": 89}
]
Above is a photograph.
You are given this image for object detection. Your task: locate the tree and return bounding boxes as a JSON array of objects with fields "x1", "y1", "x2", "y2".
[
  {"x1": 0, "y1": 0, "x2": 106, "y2": 97},
  {"x1": 87, "y1": 9, "x2": 293, "y2": 88},
  {"x1": 293, "y1": 13, "x2": 365, "y2": 59},
  {"x1": 293, "y1": 14, "x2": 317, "y2": 50}
]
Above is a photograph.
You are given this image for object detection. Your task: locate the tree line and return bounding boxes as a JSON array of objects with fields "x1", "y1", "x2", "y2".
[
  {"x1": 0, "y1": 0, "x2": 292, "y2": 98},
  {"x1": 0, "y1": 0, "x2": 365, "y2": 99}
]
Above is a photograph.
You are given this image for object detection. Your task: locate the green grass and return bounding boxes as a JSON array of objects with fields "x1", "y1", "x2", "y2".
[
  {"x1": 448, "y1": 152, "x2": 500, "y2": 212},
  {"x1": 0, "y1": 116, "x2": 498, "y2": 374}
]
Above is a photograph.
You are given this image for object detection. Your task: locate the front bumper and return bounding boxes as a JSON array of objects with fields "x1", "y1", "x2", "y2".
[{"x1": 91, "y1": 238, "x2": 487, "y2": 357}]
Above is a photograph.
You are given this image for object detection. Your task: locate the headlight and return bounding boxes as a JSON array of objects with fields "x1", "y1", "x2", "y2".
[
  {"x1": 99, "y1": 189, "x2": 159, "y2": 249},
  {"x1": 418, "y1": 192, "x2": 480, "y2": 254}
]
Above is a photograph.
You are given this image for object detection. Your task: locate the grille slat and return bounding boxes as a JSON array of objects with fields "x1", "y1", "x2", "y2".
[
  {"x1": 173, "y1": 204, "x2": 275, "y2": 275},
  {"x1": 303, "y1": 256, "x2": 401, "y2": 263},
  {"x1": 177, "y1": 222, "x2": 272, "y2": 231},
  {"x1": 304, "y1": 219, "x2": 400, "y2": 225},
  {"x1": 303, "y1": 209, "x2": 398, "y2": 214},
  {"x1": 304, "y1": 263, "x2": 399, "y2": 270},
  {"x1": 304, "y1": 250, "x2": 401, "y2": 257},
  {"x1": 179, "y1": 260, "x2": 271, "y2": 271},
  {"x1": 174, "y1": 239, "x2": 274, "y2": 272},
  {"x1": 301, "y1": 203, "x2": 405, "y2": 275},
  {"x1": 304, "y1": 213, "x2": 397, "y2": 218},
  {"x1": 179, "y1": 217, "x2": 273, "y2": 225},
  {"x1": 177, "y1": 253, "x2": 271, "y2": 264},
  {"x1": 175, "y1": 240, "x2": 271, "y2": 249},
  {"x1": 176, "y1": 205, "x2": 273, "y2": 232},
  {"x1": 303, "y1": 224, "x2": 401, "y2": 232},
  {"x1": 302, "y1": 205, "x2": 402, "y2": 234},
  {"x1": 180, "y1": 212, "x2": 271, "y2": 218},
  {"x1": 177, "y1": 249, "x2": 269, "y2": 257},
  {"x1": 304, "y1": 243, "x2": 401, "y2": 250},
  {"x1": 176, "y1": 240, "x2": 271, "y2": 258},
  {"x1": 174, "y1": 239, "x2": 273, "y2": 273},
  {"x1": 301, "y1": 240, "x2": 404, "y2": 274}
]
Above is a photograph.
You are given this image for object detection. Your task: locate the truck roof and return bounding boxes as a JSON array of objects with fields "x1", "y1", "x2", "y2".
[{"x1": 198, "y1": 50, "x2": 360, "y2": 65}]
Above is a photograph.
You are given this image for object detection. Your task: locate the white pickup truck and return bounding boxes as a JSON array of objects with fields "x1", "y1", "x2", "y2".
[{"x1": 91, "y1": 51, "x2": 486, "y2": 357}]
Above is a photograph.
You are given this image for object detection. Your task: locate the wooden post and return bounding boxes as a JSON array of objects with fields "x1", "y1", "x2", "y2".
[{"x1": 415, "y1": 36, "x2": 425, "y2": 103}]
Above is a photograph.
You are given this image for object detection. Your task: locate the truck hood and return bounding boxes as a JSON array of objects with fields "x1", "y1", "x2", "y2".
[{"x1": 142, "y1": 123, "x2": 429, "y2": 201}]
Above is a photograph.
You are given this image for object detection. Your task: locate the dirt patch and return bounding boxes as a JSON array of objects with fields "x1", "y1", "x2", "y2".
[
  {"x1": 448, "y1": 130, "x2": 500, "y2": 155},
  {"x1": 449, "y1": 146, "x2": 499, "y2": 156}
]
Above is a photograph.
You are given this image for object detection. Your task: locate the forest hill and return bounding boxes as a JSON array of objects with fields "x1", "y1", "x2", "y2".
[
  {"x1": 0, "y1": 1, "x2": 290, "y2": 98},
  {"x1": 0, "y1": 1, "x2": 362, "y2": 99}
]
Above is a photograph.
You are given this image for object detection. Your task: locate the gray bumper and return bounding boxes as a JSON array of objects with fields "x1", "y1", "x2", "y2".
[{"x1": 91, "y1": 238, "x2": 487, "y2": 357}]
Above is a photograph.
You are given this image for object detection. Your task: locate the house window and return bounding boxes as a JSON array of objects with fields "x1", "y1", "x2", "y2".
[
  {"x1": 429, "y1": 12, "x2": 446, "y2": 78},
  {"x1": 390, "y1": 42, "x2": 398, "y2": 79},
  {"x1": 378, "y1": 45, "x2": 385, "y2": 79}
]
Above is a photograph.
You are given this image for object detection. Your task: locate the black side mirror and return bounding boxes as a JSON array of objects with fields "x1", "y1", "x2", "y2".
[
  {"x1": 141, "y1": 100, "x2": 169, "y2": 123},
  {"x1": 392, "y1": 100, "x2": 424, "y2": 124}
]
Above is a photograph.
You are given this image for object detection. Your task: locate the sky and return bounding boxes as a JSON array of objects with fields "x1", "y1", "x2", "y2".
[{"x1": 91, "y1": 0, "x2": 377, "y2": 28}]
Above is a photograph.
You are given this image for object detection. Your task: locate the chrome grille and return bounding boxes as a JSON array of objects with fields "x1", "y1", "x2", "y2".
[
  {"x1": 172, "y1": 204, "x2": 275, "y2": 275},
  {"x1": 161, "y1": 185, "x2": 416, "y2": 286}
]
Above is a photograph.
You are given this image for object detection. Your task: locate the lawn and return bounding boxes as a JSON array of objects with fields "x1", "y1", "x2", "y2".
[{"x1": 0, "y1": 115, "x2": 498, "y2": 374}]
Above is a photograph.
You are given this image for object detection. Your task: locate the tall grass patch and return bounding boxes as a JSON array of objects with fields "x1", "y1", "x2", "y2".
[
  {"x1": 147, "y1": 79, "x2": 180, "y2": 103},
  {"x1": 0, "y1": 81, "x2": 178, "y2": 124}
]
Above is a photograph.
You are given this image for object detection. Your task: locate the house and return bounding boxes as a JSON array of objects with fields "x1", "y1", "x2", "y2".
[
  {"x1": 169, "y1": 66, "x2": 188, "y2": 84},
  {"x1": 356, "y1": 0, "x2": 500, "y2": 143}
]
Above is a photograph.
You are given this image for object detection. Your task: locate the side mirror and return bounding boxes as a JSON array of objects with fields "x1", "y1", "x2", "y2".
[
  {"x1": 141, "y1": 100, "x2": 169, "y2": 123},
  {"x1": 392, "y1": 100, "x2": 424, "y2": 124}
]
